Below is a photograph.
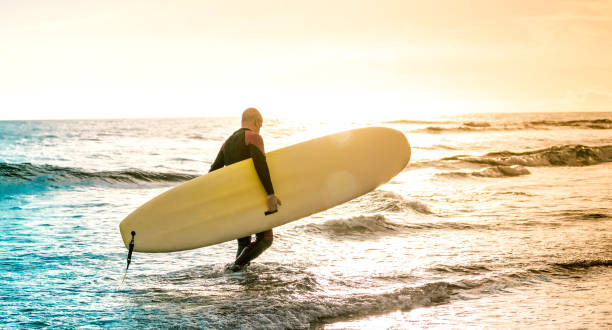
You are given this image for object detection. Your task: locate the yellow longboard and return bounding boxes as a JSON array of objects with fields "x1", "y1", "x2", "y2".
[{"x1": 119, "y1": 127, "x2": 410, "y2": 253}]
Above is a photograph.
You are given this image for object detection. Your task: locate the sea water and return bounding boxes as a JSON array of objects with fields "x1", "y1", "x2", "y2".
[{"x1": 1, "y1": 112, "x2": 610, "y2": 329}]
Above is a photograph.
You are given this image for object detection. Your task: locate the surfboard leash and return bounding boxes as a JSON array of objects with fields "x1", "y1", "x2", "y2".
[{"x1": 119, "y1": 231, "x2": 136, "y2": 288}]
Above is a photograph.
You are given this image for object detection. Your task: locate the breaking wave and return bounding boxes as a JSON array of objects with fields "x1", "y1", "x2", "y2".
[
  {"x1": 526, "y1": 119, "x2": 612, "y2": 129},
  {"x1": 0, "y1": 162, "x2": 197, "y2": 195},
  {"x1": 553, "y1": 259, "x2": 612, "y2": 269},
  {"x1": 443, "y1": 145, "x2": 612, "y2": 167},
  {"x1": 559, "y1": 210, "x2": 611, "y2": 221},
  {"x1": 437, "y1": 165, "x2": 531, "y2": 178},
  {"x1": 362, "y1": 191, "x2": 433, "y2": 214},
  {"x1": 302, "y1": 215, "x2": 403, "y2": 237},
  {"x1": 298, "y1": 215, "x2": 503, "y2": 237},
  {"x1": 416, "y1": 126, "x2": 483, "y2": 133},
  {"x1": 138, "y1": 280, "x2": 455, "y2": 329},
  {"x1": 124, "y1": 258, "x2": 610, "y2": 329},
  {"x1": 129, "y1": 264, "x2": 458, "y2": 329},
  {"x1": 463, "y1": 121, "x2": 491, "y2": 128},
  {"x1": 429, "y1": 258, "x2": 612, "y2": 279},
  {"x1": 405, "y1": 118, "x2": 612, "y2": 133}
]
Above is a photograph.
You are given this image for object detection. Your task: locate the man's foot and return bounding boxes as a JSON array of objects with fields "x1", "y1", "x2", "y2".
[{"x1": 224, "y1": 263, "x2": 247, "y2": 272}]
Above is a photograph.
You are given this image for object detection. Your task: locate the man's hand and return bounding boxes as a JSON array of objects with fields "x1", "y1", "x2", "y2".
[{"x1": 266, "y1": 194, "x2": 282, "y2": 212}]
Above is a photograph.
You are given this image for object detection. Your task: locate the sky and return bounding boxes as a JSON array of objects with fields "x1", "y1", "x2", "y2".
[{"x1": 1, "y1": 0, "x2": 612, "y2": 120}]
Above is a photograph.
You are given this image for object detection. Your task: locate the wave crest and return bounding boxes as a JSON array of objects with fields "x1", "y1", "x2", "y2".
[
  {"x1": 437, "y1": 165, "x2": 531, "y2": 178},
  {"x1": 0, "y1": 162, "x2": 197, "y2": 193},
  {"x1": 231, "y1": 281, "x2": 453, "y2": 329},
  {"x1": 299, "y1": 215, "x2": 498, "y2": 238},
  {"x1": 554, "y1": 259, "x2": 612, "y2": 269},
  {"x1": 303, "y1": 215, "x2": 402, "y2": 237},
  {"x1": 405, "y1": 118, "x2": 612, "y2": 133},
  {"x1": 444, "y1": 145, "x2": 612, "y2": 167},
  {"x1": 366, "y1": 191, "x2": 433, "y2": 214},
  {"x1": 527, "y1": 119, "x2": 612, "y2": 129}
]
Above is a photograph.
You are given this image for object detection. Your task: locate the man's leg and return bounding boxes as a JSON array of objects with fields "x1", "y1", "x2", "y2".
[
  {"x1": 236, "y1": 236, "x2": 251, "y2": 259},
  {"x1": 234, "y1": 229, "x2": 273, "y2": 266}
]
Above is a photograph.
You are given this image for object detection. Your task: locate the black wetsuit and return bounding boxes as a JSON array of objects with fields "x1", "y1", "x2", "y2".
[{"x1": 209, "y1": 128, "x2": 274, "y2": 266}]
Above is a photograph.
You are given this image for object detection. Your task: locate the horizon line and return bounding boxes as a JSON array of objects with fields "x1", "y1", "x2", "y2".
[{"x1": 2, "y1": 110, "x2": 611, "y2": 122}]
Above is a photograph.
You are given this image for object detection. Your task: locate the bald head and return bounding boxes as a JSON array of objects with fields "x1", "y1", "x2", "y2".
[
  {"x1": 242, "y1": 107, "x2": 262, "y2": 123},
  {"x1": 241, "y1": 107, "x2": 263, "y2": 133}
]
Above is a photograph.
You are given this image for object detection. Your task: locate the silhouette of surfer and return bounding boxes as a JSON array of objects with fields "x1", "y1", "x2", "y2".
[{"x1": 209, "y1": 107, "x2": 281, "y2": 271}]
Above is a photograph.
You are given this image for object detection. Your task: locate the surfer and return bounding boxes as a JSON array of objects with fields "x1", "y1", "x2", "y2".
[{"x1": 209, "y1": 107, "x2": 282, "y2": 271}]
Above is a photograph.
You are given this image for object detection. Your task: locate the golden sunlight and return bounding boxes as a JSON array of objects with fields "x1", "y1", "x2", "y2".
[{"x1": 2, "y1": 1, "x2": 611, "y2": 120}]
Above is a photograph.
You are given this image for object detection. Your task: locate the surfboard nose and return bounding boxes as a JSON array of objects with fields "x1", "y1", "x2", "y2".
[
  {"x1": 395, "y1": 128, "x2": 411, "y2": 168},
  {"x1": 372, "y1": 126, "x2": 411, "y2": 174}
]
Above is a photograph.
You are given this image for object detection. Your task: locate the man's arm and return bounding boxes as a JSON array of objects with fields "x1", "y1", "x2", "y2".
[
  {"x1": 247, "y1": 144, "x2": 275, "y2": 195},
  {"x1": 209, "y1": 144, "x2": 225, "y2": 172},
  {"x1": 244, "y1": 131, "x2": 276, "y2": 195},
  {"x1": 245, "y1": 132, "x2": 281, "y2": 213}
]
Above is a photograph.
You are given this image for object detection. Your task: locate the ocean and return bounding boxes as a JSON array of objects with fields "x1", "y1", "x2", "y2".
[{"x1": 1, "y1": 112, "x2": 611, "y2": 329}]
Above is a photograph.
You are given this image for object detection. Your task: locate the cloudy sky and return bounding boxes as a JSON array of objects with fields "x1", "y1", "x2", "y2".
[{"x1": 1, "y1": 0, "x2": 611, "y2": 120}]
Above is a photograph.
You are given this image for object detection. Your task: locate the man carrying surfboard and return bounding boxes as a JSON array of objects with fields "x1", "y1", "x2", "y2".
[{"x1": 209, "y1": 107, "x2": 282, "y2": 271}]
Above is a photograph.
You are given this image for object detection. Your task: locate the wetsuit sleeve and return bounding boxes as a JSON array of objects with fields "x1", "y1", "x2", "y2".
[
  {"x1": 209, "y1": 144, "x2": 225, "y2": 172},
  {"x1": 245, "y1": 132, "x2": 275, "y2": 195},
  {"x1": 248, "y1": 144, "x2": 275, "y2": 195}
]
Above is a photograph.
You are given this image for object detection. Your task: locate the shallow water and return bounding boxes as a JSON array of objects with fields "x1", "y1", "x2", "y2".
[{"x1": 1, "y1": 112, "x2": 611, "y2": 328}]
